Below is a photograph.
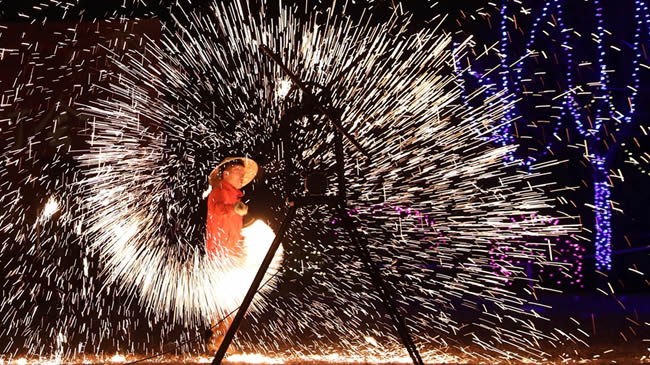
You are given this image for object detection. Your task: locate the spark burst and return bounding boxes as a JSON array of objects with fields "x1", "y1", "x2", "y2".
[{"x1": 0, "y1": 0, "x2": 591, "y2": 362}]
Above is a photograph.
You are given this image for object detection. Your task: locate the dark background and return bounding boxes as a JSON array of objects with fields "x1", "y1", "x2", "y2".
[{"x1": 0, "y1": 0, "x2": 648, "y2": 359}]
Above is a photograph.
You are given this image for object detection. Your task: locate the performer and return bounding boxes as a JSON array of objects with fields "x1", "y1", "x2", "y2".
[{"x1": 205, "y1": 157, "x2": 258, "y2": 350}]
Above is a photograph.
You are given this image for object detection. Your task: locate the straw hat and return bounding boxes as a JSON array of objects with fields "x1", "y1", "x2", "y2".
[{"x1": 209, "y1": 157, "x2": 258, "y2": 187}]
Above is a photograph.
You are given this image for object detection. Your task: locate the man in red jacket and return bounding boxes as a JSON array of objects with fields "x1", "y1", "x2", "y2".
[{"x1": 205, "y1": 156, "x2": 258, "y2": 350}]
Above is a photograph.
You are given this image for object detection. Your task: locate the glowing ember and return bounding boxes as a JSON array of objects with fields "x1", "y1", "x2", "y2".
[
  {"x1": 109, "y1": 354, "x2": 126, "y2": 363},
  {"x1": 39, "y1": 196, "x2": 60, "y2": 222}
]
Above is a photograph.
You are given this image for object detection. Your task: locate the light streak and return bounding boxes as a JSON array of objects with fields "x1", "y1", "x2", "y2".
[
  {"x1": 39, "y1": 196, "x2": 60, "y2": 222},
  {"x1": 0, "y1": 0, "x2": 596, "y2": 362}
]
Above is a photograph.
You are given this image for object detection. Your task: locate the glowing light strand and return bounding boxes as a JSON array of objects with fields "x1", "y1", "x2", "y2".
[{"x1": 496, "y1": 0, "x2": 516, "y2": 161}]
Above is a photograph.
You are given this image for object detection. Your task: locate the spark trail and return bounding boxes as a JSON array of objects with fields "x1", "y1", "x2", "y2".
[{"x1": 0, "y1": 0, "x2": 587, "y2": 362}]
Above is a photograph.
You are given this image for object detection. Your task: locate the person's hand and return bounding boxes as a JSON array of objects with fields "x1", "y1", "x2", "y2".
[{"x1": 234, "y1": 201, "x2": 248, "y2": 216}]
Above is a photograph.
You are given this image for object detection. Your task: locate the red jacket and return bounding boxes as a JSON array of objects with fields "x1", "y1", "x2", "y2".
[{"x1": 206, "y1": 180, "x2": 244, "y2": 258}]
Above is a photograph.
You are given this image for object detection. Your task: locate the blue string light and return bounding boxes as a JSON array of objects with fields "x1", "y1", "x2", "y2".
[
  {"x1": 593, "y1": 0, "x2": 617, "y2": 133},
  {"x1": 622, "y1": 1, "x2": 650, "y2": 177},
  {"x1": 555, "y1": 0, "x2": 587, "y2": 137},
  {"x1": 593, "y1": 156, "x2": 612, "y2": 271},
  {"x1": 495, "y1": 0, "x2": 517, "y2": 161},
  {"x1": 455, "y1": 1, "x2": 649, "y2": 272},
  {"x1": 516, "y1": 1, "x2": 553, "y2": 167},
  {"x1": 623, "y1": 0, "x2": 646, "y2": 125}
]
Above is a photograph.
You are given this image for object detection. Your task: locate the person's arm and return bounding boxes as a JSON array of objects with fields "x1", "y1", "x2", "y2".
[{"x1": 208, "y1": 188, "x2": 235, "y2": 216}]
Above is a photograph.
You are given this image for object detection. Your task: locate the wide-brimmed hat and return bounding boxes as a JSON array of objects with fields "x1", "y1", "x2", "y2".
[{"x1": 209, "y1": 157, "x2": 258, "y2": 187}]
